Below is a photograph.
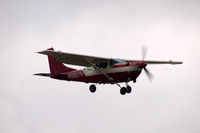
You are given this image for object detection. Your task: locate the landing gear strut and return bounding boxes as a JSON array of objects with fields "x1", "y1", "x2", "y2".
[{"x1": 89, "y1": 84, "x2": 96, "y2": 93}]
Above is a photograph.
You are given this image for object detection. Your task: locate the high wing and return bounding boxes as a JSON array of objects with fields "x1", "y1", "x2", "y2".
[
  {"x1": 125, "y1": 59, "x2": 183, "y2": 65},
  {"x1": 38, "y1": 50, "x2": 111, "y2": 67},
  {"x1": 38, "y1": 49, "x2": 182, "y2": 67}
]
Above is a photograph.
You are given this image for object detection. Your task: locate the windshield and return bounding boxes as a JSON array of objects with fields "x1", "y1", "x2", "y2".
[{"x1": 110, "y1": 58, "x2": 126, "y2": 66}]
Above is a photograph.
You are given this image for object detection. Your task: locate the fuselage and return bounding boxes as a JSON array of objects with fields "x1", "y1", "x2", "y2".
[{"x1": 51, "y1": 62, "x2": 145, "y2": 84}]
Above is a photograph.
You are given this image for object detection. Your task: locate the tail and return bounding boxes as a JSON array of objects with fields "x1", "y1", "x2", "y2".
[{"x1": 47, "y1": 48, "x2": 75, "y2": 74}]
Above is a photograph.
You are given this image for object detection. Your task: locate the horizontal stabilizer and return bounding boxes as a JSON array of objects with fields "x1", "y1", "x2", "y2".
[{"x1": 34, "y1": 73, "x2": 67, "y2": 77}]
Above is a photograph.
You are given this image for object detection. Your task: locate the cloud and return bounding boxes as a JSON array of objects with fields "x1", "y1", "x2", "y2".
[{"x1": 0, "y1": 98, "x2": 30, "y2": 133}]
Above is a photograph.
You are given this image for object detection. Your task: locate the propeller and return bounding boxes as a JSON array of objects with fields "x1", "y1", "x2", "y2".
[
  {"x1": 144, "y1": 67, "x2": 154, "y2": 81},
  {"x1": 141, "y1": 45, "x2": 147, "y2": 60},
  {"x1": 141, "y1": 46, "x2": 154, "y2": 81}
]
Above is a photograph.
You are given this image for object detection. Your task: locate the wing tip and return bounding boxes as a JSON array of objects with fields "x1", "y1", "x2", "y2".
[
  {"x1": 169, "y1": 60, "x2": 183, "y2": 64},
  {"x1": 37, "y1": 51, "x2": 45, "y2": 54},
  {"x1": 36, "y1": 47, "x2": 54, "y2": 54}
]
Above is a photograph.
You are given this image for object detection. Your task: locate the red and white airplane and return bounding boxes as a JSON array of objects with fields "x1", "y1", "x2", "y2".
[{"x1": 35, "y1": 47, "x2": 182, "y2": 95}]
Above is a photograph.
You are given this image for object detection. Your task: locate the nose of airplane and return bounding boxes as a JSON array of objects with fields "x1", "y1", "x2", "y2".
[{"x1": 139, "y1": 62, "x2": 147, "y2": 68}]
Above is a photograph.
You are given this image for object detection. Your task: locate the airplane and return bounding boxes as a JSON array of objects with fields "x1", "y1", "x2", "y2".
[{"x1": 35, "y1": 47, "x2": 182, "y2": 95}]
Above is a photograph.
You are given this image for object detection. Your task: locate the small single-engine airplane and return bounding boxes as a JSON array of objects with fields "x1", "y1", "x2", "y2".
[{"x1": 35, "y1": 47, "x2": 182, "y2": 95}]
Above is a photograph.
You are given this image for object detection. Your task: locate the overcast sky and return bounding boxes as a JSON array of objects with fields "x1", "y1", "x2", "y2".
[{"x1": 0, "y1": 0, "x2": 200, "y2": 133}]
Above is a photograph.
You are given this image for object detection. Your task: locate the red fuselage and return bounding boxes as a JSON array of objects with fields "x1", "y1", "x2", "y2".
[{"x1": 51, "y1": 62, "x2": 146, "y2": 84}]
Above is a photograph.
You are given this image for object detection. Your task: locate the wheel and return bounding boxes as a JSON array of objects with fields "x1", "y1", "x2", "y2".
[
  {"x1": 120, "y1": 87, "x2": 126, "y2": 95},
  {"x1": 126, "y1": 85, "x2": 132, "y2": 93},
  {"x1": 133, "y1": 79, "x2": 136, "y2": 83},
  {"x1": 89, "y1": 84, "x2": 96, "y2": 93}
]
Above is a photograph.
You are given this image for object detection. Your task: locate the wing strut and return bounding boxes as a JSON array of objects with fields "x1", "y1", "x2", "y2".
[{"x1": 86, "y1": 59, "x2": 113, "y2": 81}]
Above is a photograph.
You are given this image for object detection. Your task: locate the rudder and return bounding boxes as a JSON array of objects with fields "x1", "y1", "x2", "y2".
[{"x1": 47, "y1": 48, "x2": 75, "y2": 74}]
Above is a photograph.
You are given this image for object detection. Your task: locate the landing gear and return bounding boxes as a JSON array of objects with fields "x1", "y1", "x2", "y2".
[
  {"x1": 126, "y1": 85, "x2": 132, "y2": 93},
  {"x1": 89, "y1": 83, "x2": 132, "y2": 95},
  {"x1": 117, "y1": 83, "x2": 132, "y2": 95},
  {"x1": 89, "y1": 84, "x2": 96, "y2": 93},
  {"x1": 120, "y1": 87, "x2": 127, "y2": 95}
]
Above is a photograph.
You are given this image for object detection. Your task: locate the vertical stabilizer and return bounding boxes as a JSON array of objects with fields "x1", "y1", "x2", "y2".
[{"x1": 47, "y1": 48, "x2": 75, "y2": 74}]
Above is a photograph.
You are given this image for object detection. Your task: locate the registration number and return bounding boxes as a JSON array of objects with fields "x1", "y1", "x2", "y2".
[{"x1": 68, "y1": 71, "x2": 84, "y2": 79}]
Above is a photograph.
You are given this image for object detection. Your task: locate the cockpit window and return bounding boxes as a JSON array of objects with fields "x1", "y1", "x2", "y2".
[
  {"x1": 110, "y1": 58, "x2": 126, "y2": 66},
  {"x1": 88, "y1": 62, "x2": 108, "y2": 71},
  {"x1": 97, "y1": 62, "x2": 108, "y2": 69}
]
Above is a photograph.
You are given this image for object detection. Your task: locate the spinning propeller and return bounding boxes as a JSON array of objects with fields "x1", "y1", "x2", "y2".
[{"x1": 141, "y1": 46, "x2": 154, "y2": 81}]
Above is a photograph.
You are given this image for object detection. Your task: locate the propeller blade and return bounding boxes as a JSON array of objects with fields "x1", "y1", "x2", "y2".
[
  {"x1": 144, "y1": 67, "x2": 154, "y2": 81},
  {"x1": 141, "y1": 45, "x2": 147, "y2": 60}
]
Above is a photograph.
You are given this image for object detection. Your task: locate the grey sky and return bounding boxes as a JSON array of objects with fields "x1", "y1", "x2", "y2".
[{"x1": 0, "y1": 0, "x2": 200, "y2": 133}]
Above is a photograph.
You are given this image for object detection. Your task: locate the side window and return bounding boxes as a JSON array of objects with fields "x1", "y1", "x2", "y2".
[
  {"x1": 88, "y1": 66, "x2": 96, "y2": 71},
  {"x1": 88, "y1": 67, "x2": 92, "y2": 71},
  {"x1": 97, "y1": 62, "x2": 108, "y2": 69}
]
